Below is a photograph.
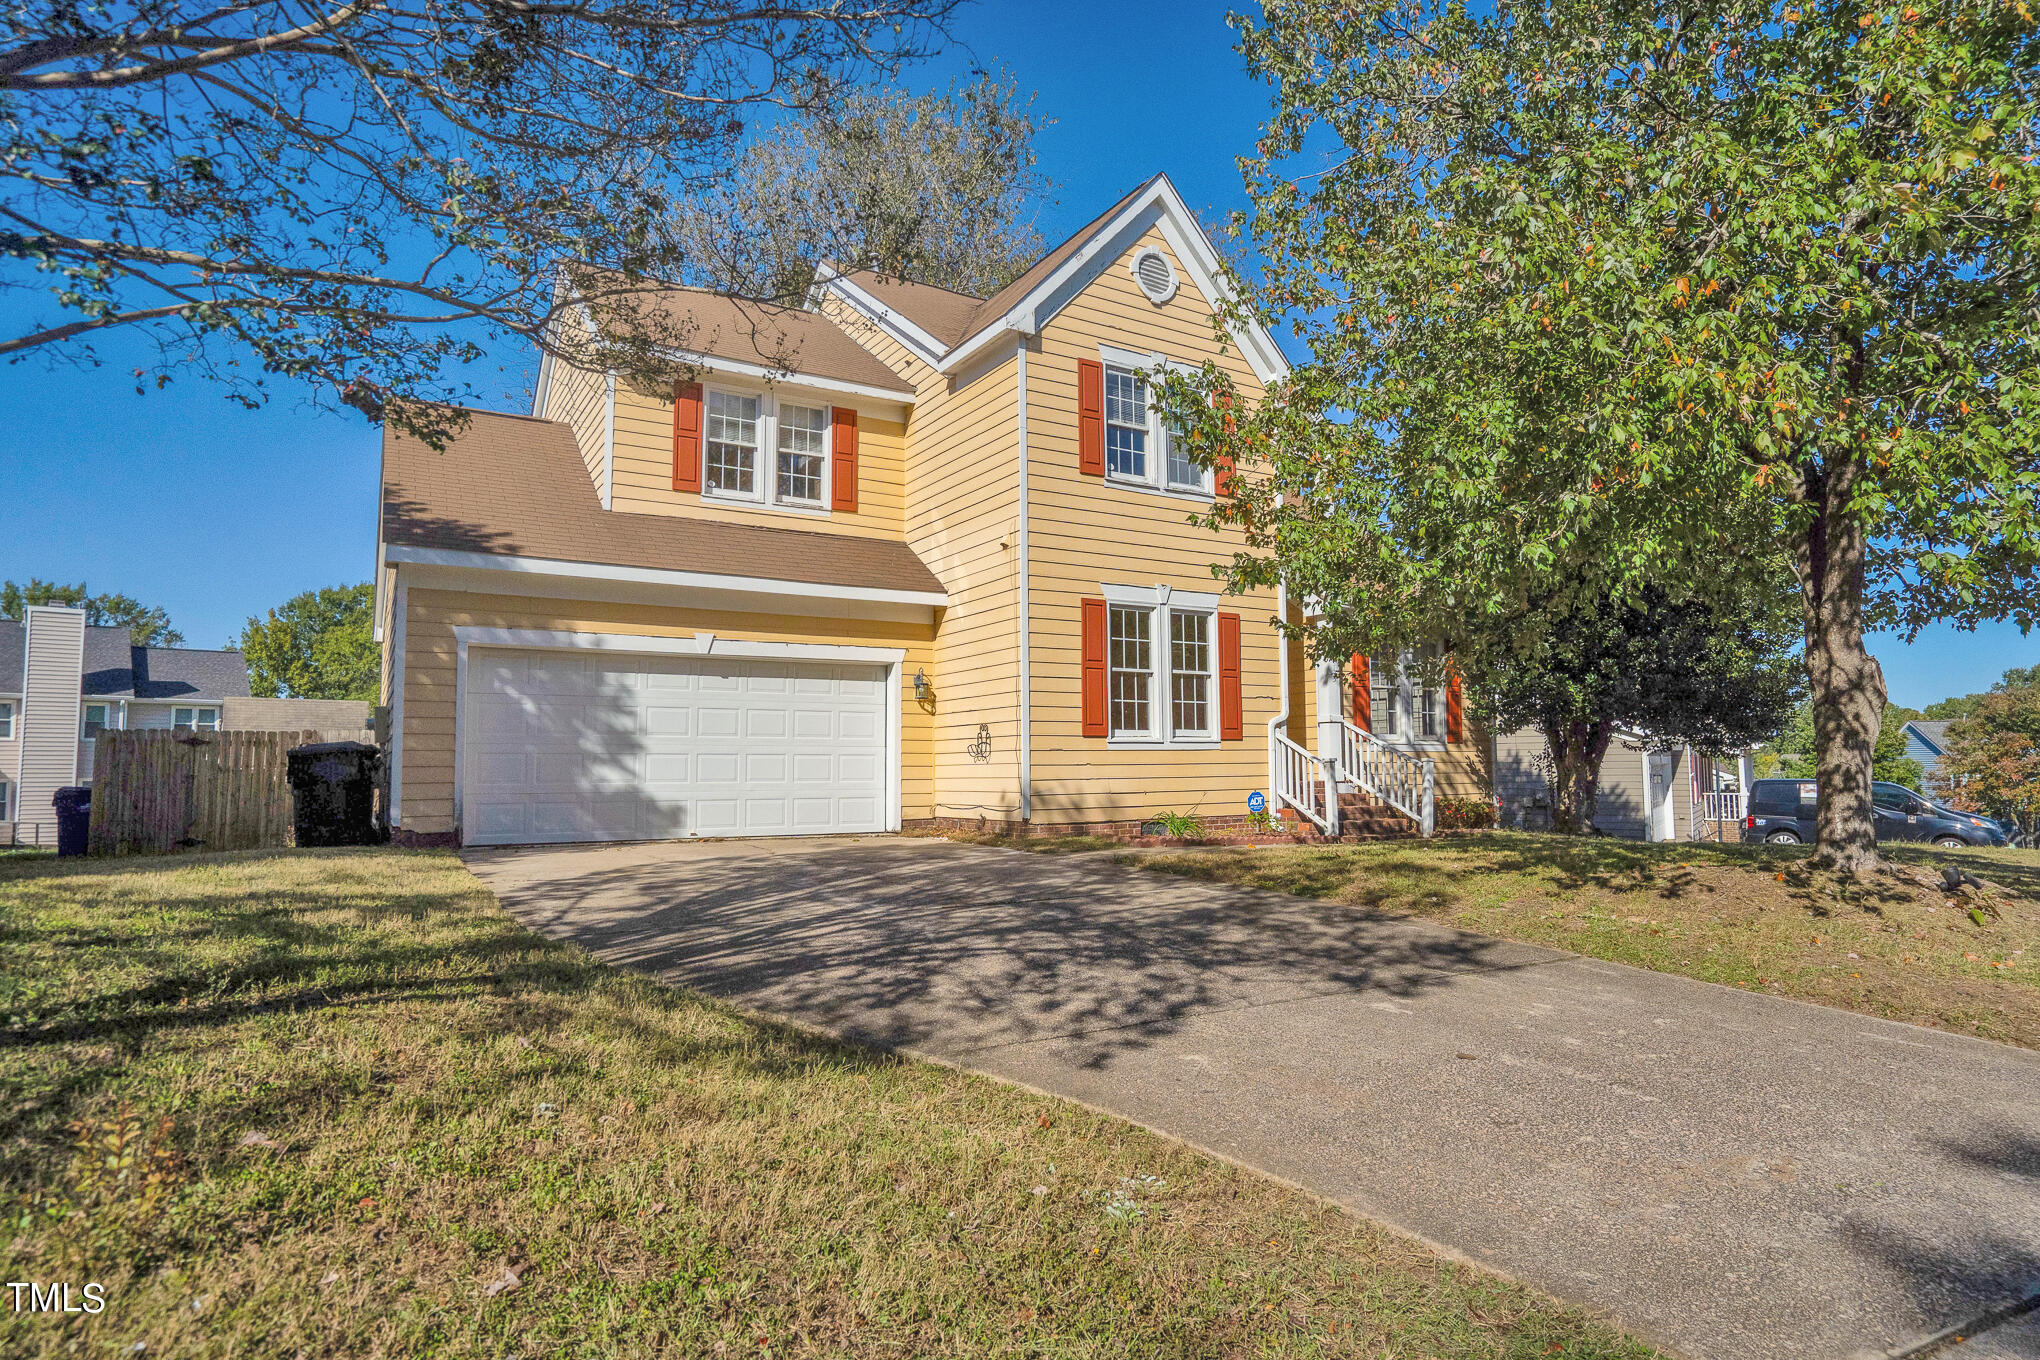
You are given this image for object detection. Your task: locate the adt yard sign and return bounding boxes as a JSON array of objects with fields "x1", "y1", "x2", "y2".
[{"x1": 1247, "y1": 790, "x2": 1266, "y2": 814}]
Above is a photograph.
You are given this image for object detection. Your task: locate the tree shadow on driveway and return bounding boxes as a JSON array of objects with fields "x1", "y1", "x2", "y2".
[{"x1": 467, "y1": 837, "x2": 1555, "y2": 1069}]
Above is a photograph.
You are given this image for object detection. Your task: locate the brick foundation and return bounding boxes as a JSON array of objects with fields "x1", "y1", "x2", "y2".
[{"x1": 901, "y1": 809, "x2": 1417, "y2": 845}]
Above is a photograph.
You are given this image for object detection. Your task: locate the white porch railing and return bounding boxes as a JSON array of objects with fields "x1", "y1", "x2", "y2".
[
  {"x1": 1338, "y1": 720, "x2": 1436, "y2": 836},
  {"x1": 1700, "y1": 791, "x2": 1745, "y2": 824},
  {"x1": 1272, "y1": 730, "x2": 1338, "y2": 835}
]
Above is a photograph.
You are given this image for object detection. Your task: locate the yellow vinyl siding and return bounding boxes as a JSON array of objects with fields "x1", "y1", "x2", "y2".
[
  {"x1": 393, "y1": 585, "x2": 935, "y2": 836},
  {"x1": 541, "y1": 360, "x2": 609, "y2": 490},
  {"x1": 601, "y1": 379, "x2": 909, "y2": 541},
  {"x1": 820, "y1": 293, "x2": 1027, "y2": 823},
  {"x1": 1024, "y1": 227, "x2": 1287, "y2": 824}
]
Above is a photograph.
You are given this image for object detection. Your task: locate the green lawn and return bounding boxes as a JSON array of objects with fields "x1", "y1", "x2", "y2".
[
  {"x1": 1075, "y1": 834, "x2": 2040, "y2": 1050},
  {"x1": 0, "y1": 848, "x2": 1654, "y2": 1360}
]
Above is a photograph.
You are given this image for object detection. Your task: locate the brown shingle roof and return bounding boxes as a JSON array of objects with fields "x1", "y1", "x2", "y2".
[
  {"x1": 573, "y1": 274, "x2": 915, "y2": 395},
  {"x1": 839, "y1": 175, "x2": 1163, "y2": 357},
  {"x1": 381, "y1": 408, "x2": 947, "y2": 599}
]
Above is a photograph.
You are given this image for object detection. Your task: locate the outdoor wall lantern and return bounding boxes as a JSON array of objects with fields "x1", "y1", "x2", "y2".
[{"x1": 913, "y1": 668, "x2": 932, "y2": 702}]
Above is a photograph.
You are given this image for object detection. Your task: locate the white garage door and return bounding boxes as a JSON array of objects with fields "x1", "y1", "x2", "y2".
[{"x1": 462, "y1": 649, "x2": 889, "y2": 846}]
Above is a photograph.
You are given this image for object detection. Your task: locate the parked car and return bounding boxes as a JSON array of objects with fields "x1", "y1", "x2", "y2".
[{"x1": 1741, "y1": 779, "x2": 2009, "y2": 848}]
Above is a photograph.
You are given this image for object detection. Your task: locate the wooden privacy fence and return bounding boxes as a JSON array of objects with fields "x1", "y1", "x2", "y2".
[{"x1": 88, "y1": 729, "x2": 340, "y2": 855}]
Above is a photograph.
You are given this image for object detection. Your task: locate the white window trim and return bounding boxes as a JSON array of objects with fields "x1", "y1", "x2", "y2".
[
  {"x1": 699, "y1": 383, "x2": 834, "y2": 516},
  {"x1": 172, "y1": 706, "x2": 220, "y2": 731},
  {"x1": 1367, "y1": 653, "x2": 1448, "y2": 751},
  {"x1": 82, "y1": 702, "x2": 111, "y2": 739},
  {"x1": 1101, "y1": 583, "x2": 1222, "y2": 749},
  {"x1": 1097, "y1": 345, "x2": 1213, "y2": 501},
  {"x1": 0, "y1": 777, "x2": 10, "y2": 822},
  {"x1": 0, "y1": 699, "x2": 12, "y2": 741}
]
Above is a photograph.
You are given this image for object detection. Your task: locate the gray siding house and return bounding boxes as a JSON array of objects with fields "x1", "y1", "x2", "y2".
[
  {"x1": 3, "y1": 606, "x2": 372, "y2": 844},
  {"x1": 1902, "y1": 720, "x2": 1952, "y2": 786}
]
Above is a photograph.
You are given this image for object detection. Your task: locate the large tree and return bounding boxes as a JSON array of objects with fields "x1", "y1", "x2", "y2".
[
  {"x1": 1466, "y1": 585, "x2": 1801, "y2": 833},
  {"x1": 1, "y1": 578, "x2": 181, "y2": 646},
  {"x1": 1171, "y1": 0, "x2": 2040, "y2": 871},
  {"x1": 673, "y1": 72, "x2": 1053, "y2": 302},
  {"x1": 2, "y1": 0, "x2": 961, "y2": 440},
  {"x1": 1937, "y1": 681, "x2": 2040, "y2": 840},
  {"x1": 236, "y1": 583, "x2": 377, "y2": 701}
]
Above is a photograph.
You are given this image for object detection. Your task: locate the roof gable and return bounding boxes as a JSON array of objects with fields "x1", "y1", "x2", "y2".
[{"x1": 817, "y1": 173, "x2": 1289, "y2": 386}]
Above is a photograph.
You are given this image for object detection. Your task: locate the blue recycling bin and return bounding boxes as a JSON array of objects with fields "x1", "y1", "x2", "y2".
[{"x1": 53, "y1": 785, "x2": 91, "y2": 857}]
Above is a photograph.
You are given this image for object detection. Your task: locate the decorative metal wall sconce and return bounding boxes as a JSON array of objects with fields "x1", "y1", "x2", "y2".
[
  {"x1": 967, "y1": 723, "x2": 992, "y2": 763},
  {"x1": 913, "y1": 667, "x2": 937, "y2": 713}
]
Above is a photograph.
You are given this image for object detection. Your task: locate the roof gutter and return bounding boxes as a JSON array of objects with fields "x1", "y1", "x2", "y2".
[{"x1": 380, "y1": 544, "x2": 950, "y2": 609}]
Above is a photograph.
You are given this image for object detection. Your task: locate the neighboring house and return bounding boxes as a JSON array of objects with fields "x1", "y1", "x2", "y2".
[
  {"x1": 2, "y1": 608, "x2": 249, "y2": 843},
  {"x1": 2, "y1": 607, "x2": 376, "y2": 844},
  {"x1": 1902, "y1": 719, "x2": 1952, "y2": 786},
  {"x1": 374, "y1": 173, "x2": 1488, "y2": 848},
  {"x1": 1493, "y1": 729, "x2": 1755, "y2": 841}
]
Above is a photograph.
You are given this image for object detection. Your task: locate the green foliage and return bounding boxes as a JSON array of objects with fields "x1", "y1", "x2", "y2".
[
  {"x1": 1921, "y1": 664, "x2": 2040, "y2": 720},
  {"x1": 1939, "y1": 683, "x2": 2040, "y2": 839},
  {"x1": 1162, "y1": 0, "x2": 2040, "y2": 866},
  {"x1": 236, "y1": 584, "x2": 377, "y2": 701},
  {"x1": 0, "y1": 578, "x2": 182, "y2": 646},
  {"x1": 674, "y1": 73, "x2": 1053, "y2": 302},
  {"x1": 1874, "y1": 707, "x2": 1926, "y2": 789},
  {"x1": 1761, "y1": 699, "x2": 1922, "y2": 785},
  {"x1": 1150, "y1": 811, "x2": 1207, "y2": 840},
  {"x1": 1435, "y1": 797, "x2": 1498, "y2": 831},
  {"x1": 1, "y1": 1, "x2": 962, "y2": 436}
]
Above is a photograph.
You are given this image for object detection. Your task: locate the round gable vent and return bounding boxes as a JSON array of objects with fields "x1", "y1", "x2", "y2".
[{"x1": 1131, "y1": 247, "x2": 1178, "y2": 304}]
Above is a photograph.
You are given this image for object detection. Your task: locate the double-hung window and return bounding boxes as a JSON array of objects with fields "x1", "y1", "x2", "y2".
[
  {"x1": 1107, "y1": 605, "x2": 1153, "y2": 738},
  {"x1": 1368, "y1": 651, "x2": 1442, "y2": 746},
  {"x1": 1106, "y1": 592, "x2": 1219, "y2": 744},
  {"x1": 1104, "y1": 367, "x2": 1148, "y2": 481},
  {"x1": 775, "y1": 403, "x2": 828, "y2": 505},
  {"x1": 704, "y1": 390, "x2": 761, "y2": 497},
  {"x1": 173, "y1": 706, "x2": 219, "y2": 731},
  {"x1": 1101, "y1": 351, "x2": 1211, "y2": 497},
  {"x1": 82, "y1": 703, "x2": 109, "y2": 739},
  {"x1": 0, "y1": 700, "x2": 12, "y2": 740}
]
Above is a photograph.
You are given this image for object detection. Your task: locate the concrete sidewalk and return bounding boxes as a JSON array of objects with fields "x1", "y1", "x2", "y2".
[{"x1": 465, "y1": 835, "x2": 2040, "y2": 1360}]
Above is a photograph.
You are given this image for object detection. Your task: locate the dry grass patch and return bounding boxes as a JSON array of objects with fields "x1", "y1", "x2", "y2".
[
  {"x1": 0, "y1": 848, "x2": 1654, "y2": 1359},
  {"x1": 1124, "y1": 834, "x2": 2040, "y2": 1048}
]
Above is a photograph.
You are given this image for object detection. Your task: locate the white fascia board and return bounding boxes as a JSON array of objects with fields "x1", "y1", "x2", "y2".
[
  {"x1": 813, "y1": 268, "x2": 949, "y2": 369},
  {"x1": 381, "y1": 544, "x2": 949, "y2": 608},
  {"x1": 938, "y1": 174, "x2": 1292, "y2": 387},
  {"x1": 1101, "y1": 582, "x2": 1223, "y2": 611},
  {"x1": 659, "y1": 347, "x2": 914, "y2": 409},
  {"x1": 452, "y1": 626, "x2": 906, "y2": 666}
]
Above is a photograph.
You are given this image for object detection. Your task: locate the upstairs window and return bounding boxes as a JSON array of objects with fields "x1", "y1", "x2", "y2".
[
  {"x1": 776, "y1": 403, "x2": 828, "y2": 505},
  {"x1": 705, "y1": 390, "x2": 760, "y2": 497},
  {"x1": 1104, "y1": 367, "x2": 1148, "y2": 481},
  {"x1": 0, "y1": 700, "x2": 12, "y2": 740},
  {"x1": 82, "y1": 703, "x2": 109, "y2": 739}
]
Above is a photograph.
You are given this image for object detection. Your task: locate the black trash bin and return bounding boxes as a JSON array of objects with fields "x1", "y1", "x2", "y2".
[
  {"x1": 53, "y1": 786, "x2": 91, "y2": 857},
  {"x1": 286, "y1": 742, "x2": 383, "y2": 848}
]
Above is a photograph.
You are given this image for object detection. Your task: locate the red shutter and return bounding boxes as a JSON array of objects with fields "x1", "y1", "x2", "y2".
[
  {"x1": 1350, "y1": 653, "x2": 1371, "y2": 731},
  {"x1": 1081, "y1": 598, "x2": 1108, "y2": 737},
  {"x1": 672, "y1": 380, "x2": 703, "y2": 492},
  {"x1": 1446, "y1": 665, "x2": 1464, "y2": 743},
  {"x1": 830, "y1": 406, "x2": 859, "y2": 513},
  {"x1": 1215, "y1": 452, "x2": 1236, "y2": 496},
  {"x1": 1077, "y1": 359, "x2": 1105, "y2": 476},
  {"x1": 1218, "y1": 612, "x2": 1243, "y2": 741}
]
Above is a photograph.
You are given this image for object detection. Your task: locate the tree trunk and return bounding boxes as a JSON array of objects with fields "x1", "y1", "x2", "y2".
[
  {"x1": 1792, "y1": 456, "x2": 1885, "y2": 873},
  {"x1": 1545, "y1": 718, "x2": 1614, "y2": 834}
]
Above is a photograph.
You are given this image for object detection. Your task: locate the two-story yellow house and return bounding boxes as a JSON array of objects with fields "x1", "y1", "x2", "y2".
[{"x1": 374, "y1": 174, "x2": 1483, "y2": 846}]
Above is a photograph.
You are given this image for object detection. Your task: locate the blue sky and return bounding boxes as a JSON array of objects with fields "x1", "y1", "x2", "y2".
[{"x1": 0, "y1": 0, "x2": 2029, "y2": 707}]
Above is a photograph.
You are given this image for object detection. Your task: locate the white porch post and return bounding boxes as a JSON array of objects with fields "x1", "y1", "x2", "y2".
[{"x1": 1314, "y1": 658, "x2": 1343, "y2": 766}]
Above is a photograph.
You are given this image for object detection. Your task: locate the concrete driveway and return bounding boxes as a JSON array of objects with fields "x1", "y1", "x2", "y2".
[{"x1": 464, "y1": 836, "x2": 2040, "y2": 1360}]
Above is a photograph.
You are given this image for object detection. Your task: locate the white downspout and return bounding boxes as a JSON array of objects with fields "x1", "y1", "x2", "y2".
[
  {"x1": 1267, "y1": 579, "x2": 1290, "y2": 816},
  {"x1": 1016, "y1": 343, "x2": 1031, "y2": 822}
]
